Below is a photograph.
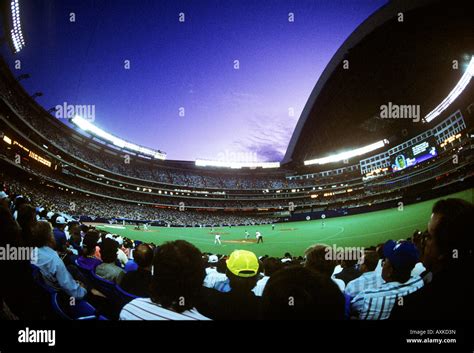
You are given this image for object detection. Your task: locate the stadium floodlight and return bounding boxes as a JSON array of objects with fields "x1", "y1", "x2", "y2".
[
  {"x1": 195, "y1": 159, "x2": 280, "y2": 169},
  {"x1": 9, "y1": 0, "x2": 26, "y2": 53},
  {"x1": 424, "y1": 56, "x2": 474, "y2": 123},
  {"x1": 304, "y1": 139, "x2": 388, "y2": 166},
  {"x1": 71, "y1": 116, "x2": 166, "y2": 160}
]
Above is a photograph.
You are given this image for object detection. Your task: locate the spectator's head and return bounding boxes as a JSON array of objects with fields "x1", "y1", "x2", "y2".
[
  {"x1": 79, "y1": 224, "x2": 89, "y2": 235},
  {"x1": 262, "y1": 266, "x2": 345, "y2": 319},
  {"x1": 31, "y1": 221, "x2": 55, "y2": 249},
  {"x1": 101, "y1": 238, "x2": 119, "y2": 264},
  {"x1": 340, "y1": 258, "x2": 359, "y2": 269},
  {"x1": 54, "y1": 216, "x2": 67, "y2": 231},
  {"x1": 412, "y1": 230, "x2": 425, "y2": 257},
  {"x1": 68, "y1": 221, "x2": 80, "y2": 235},
  {"x1": 382, "y1": 240, "x2": 419, "y2": 283},
  {"x1": 207, "y1": 254, "x2": 219, "y2": 267},
  {"x1": 423, "y1": 198, "x2": 474, "y2": 272},
  {"x1": 359, "y1": 250, "x2": 379, "y2": 273},
  {"x1": 0, "y1": 191, "x2": 9, "y2": 209},
  {"x1": 16, "y1": 204, "x2": 36, "y2": 229},
  {"x1": 226, "y1": 250, "x2": 259, "y2": 293},
  {"x1": 262, "y1": 257, "x2": 282, "y2": 277},
  {"x1": 0, "y1": 203, "x2": 21, "y2": 246},
  {"x1": 14, "y1": 196, "x2": 27, "y2": 212},
  {"x1": 304, "y1": 244, "x2": 336, "y2": 277},
  {"x1": 134, "y1": 244, "x2": 154, "y2": 270},
  {"x1": 82, "y1": 230, "x2": 100, "y2": 256},
  {"x1": 38, "y1": 208, "x2": 48, "y2": 221},
  {"x1": 376, "y1": 243, "x2": 385, "y2": 260},
  {"x1": 16, "y1": 204, "x2": 37, "y2": 245},
  {"x1": 150, "y1": 240, "x2": 205, "y2": 313}
]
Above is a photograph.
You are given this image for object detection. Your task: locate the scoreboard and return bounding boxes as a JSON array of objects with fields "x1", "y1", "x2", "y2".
[{"x1": 391, "y1": 137, "x2": 438, "y2": 172}]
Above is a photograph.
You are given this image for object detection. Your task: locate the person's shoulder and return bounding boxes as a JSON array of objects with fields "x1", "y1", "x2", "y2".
[
  {"x1": 131, "y1": 297, "x2": 153, "y2": 305},
  {"x1": 124, "y1": 297, "x2": 153, "y2": 310},
  {"x1": 120, "y1": 297, "x2": 153, "y2": 319}
]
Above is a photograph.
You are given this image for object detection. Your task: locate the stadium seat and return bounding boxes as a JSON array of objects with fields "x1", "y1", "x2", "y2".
[
  {"x1": 90, "y1": 271, "x2": 117, "y2": 298},
  {"x1": 30, "y1": 264, "x2": 106, "y2": 320},
  {"x1": 51, "y1": 292, "x2": 107, "y2": 320}
]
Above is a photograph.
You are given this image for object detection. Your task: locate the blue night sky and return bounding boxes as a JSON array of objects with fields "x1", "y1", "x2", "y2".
[{"x1": 3, "y1": 0, "x2": 387, "y2": 162}]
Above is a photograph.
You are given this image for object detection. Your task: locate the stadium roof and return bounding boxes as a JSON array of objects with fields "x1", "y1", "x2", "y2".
[{"x1": 283, "y1": 0, "x2": 474, "y2": 166}]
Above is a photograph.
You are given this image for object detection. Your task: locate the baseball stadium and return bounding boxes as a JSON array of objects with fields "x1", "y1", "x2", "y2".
[{"x1": 0, "y1": 0, "x2": 473, "y2": 331}]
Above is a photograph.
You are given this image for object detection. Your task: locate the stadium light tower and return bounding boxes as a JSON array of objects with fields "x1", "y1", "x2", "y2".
[{"x1": 9, "y1": 0, "x2": 26, "y2": 53}]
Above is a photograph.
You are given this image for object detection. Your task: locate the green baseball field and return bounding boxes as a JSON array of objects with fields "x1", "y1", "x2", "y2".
[{"x1": 95, "y1": 189, "x2": 473, "y2": 257}]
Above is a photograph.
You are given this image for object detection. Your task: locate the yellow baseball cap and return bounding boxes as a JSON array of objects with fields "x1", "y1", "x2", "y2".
[{"x1": 226, "y1": 250, "x2": 259, "y2": 277}]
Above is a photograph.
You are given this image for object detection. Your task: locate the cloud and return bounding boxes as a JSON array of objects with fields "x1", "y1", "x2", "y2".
[
  {"x1": 232, "y1": 113, "x2": 299, "y2": 162},
  {"x1": 213, "y1": 89, "x2": 300, "y2": 162}
]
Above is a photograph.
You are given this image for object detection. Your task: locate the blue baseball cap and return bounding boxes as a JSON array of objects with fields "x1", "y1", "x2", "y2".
[{"x1": 383, "y1": 240, "x2": 419, "y2": 272}]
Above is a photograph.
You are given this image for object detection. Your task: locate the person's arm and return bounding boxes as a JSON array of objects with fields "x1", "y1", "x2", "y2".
[
  {"x1": 349, "y1": 294, "x2": 366, "y2": 320},
  {"x1": 53, "y1": 255, "x2": 87, "y2": 299}
]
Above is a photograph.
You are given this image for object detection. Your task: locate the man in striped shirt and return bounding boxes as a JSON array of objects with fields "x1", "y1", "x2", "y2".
[
  {"x1": 345, "y1": 250, "x2": 384, "y2": 298},
  {"x1": 120, "y1": 240, "x2": 210, "y2": 320},
  {"x1": 350, "y1": 240, "x2": 423, "y2": 320}
]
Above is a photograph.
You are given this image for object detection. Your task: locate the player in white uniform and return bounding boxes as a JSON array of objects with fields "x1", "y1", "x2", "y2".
[
  {"x1": 256, "y1": 231, "x2": 263, "y2": 244},
  {"x1": 245, "y1": 230, "x2": 250, "y2": 239},
  {"x1": 143, "y1": 223, "x2": 149, "y2": 231},
  {"x1": 214, "y1": 233, "x2": 222, "y2": 245}
]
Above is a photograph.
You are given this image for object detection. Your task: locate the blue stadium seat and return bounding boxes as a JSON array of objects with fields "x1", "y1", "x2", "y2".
[
  {"x1": 90, "y1": 271, "x2": 117, "y2": 299},
  {"x1": 30, "y1": 264, "x2": 106, "y2": 320},
  {"x1": 74, "y1": 259, "x2": 95, "y2": 280},
  {"x1": 51, "y1": 292, "x2": 107, "y2": 320}
]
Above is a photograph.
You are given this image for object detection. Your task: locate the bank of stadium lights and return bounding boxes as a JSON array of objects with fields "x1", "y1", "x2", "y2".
[
  {"x1": 10, "y1": 0, "x2": 25, "y2": 53},
  {"x1": 304, "y1": 139, "x2": 389, "y2": 166},
  {"x1": 195, "y1": 159, "x2": 280, "y2": 169},
  {"x1": 424, "y1": 56, "x2": 474, "y2": 123},
  {"x1": 71, "y1": 116, "x2": 166, "y2": 160}
]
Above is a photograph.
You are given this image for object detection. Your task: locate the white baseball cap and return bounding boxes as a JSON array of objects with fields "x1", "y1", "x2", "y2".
[
  {"x1": 46, "y1": 211, "x2": 54, "y2": 220},
  {"x1": 55, "y1": 216, "x2": 67, "y2": 225},
  {"x1": 208, "y1": 255, "x2": 218, "y2": 263},
  {"x1": 0, "y1": 191, "x2": 8, "y2": 200}
]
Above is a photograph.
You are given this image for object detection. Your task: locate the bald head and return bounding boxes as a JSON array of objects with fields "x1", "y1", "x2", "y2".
[{"x1": 134, "y1": 244, "x2": 154, "y2": 269}]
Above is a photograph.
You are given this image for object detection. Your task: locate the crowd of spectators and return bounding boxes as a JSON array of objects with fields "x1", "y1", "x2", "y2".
[
  {"x1": 0, "y1": 173, "x2": 275, "y2": 226},
  {"x1": 1, "y1": 177, "x2": 472, "y2": 320}
]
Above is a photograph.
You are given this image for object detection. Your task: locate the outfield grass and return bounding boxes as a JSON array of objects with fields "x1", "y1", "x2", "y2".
[{"x1": 95, "y1": 189, "x2": 473, "y2": 257}]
